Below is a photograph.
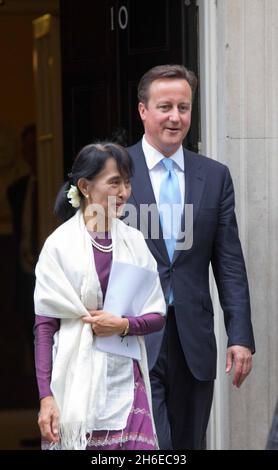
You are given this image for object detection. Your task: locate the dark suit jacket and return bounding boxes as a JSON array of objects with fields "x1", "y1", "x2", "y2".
[{"x1": 127, "y1": 140, "x2": 255, "y2": 380}]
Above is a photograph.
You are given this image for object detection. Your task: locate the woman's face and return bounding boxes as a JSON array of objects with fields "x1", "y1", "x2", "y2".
[{"x1": 80, "y1": 157, "x2": 131, "y2": 226}]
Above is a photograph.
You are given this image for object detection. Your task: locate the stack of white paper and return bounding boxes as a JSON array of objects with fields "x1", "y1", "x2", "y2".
[{"x1": 95, "y1": 261, "x2": 157, "y2": 360}]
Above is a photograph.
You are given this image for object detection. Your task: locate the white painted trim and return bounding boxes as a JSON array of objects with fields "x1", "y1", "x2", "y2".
[
  {"x1": 197, "y1": 0, "x2": 218, "y2": 160},
  {"x1": 33, "y1": 14, "x2": 63, "y2": 245},
  {"x1": 197, "y1": 0, "x2": 228, "y2": 450}
]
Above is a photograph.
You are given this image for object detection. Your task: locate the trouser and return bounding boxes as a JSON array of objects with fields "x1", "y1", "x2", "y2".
[
  {"x1": 150, "y1": 306, "x2": 214, "y2": 450},
  {"x1": 266, "y1": 400, "x2": 278, "y2": 450}
]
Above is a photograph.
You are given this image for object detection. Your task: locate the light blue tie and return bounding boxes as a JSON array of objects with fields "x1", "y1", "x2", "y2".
[{"x1": 159, "y1": 158, "x2": 182, "y2": 303}]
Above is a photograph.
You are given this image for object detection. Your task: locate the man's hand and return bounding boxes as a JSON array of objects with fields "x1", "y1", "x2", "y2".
[
  {"x1": 38, "y1": 396, "x2": 60, "y2": 443},
  {"x1": 82, "y1": 310, "x2": 128, "y2": 336},
  {"x1": 226, "y1": 345, "x2": 252, "y2": 388}
]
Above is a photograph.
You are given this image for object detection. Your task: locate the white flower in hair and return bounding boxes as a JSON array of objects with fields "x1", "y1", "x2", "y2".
[{"x1": 67, "y1": 185, "x2": 81, "y2": 208}]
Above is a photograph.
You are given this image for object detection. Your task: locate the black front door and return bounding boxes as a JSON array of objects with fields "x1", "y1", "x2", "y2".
[{"x1": 60, "y1": 0, "x2": 198, "y2": 172}]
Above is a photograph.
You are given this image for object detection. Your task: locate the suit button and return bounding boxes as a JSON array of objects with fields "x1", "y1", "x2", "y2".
[{"x1": 170, "y1": 267, "x2": 175, "y2": 273}]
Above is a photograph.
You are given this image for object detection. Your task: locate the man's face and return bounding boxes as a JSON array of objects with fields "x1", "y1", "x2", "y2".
[{"x1": 138, "y1": 78, "x2": 192, "y2": 156}]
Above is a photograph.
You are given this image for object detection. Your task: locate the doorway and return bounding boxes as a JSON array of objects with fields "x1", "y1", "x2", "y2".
[{"x1": 59, "y1": 0, "x2": 199, "y2": 171}]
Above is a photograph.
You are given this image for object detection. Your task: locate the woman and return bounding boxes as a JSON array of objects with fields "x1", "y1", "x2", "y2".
[{"x1": 34, "y1": 142, "x2": 166, "y2": 450}]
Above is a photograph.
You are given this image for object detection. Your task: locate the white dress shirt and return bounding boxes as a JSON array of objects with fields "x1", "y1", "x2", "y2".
[{"x1": 142, "y1": 135, "x2": 185, "y2": 208}]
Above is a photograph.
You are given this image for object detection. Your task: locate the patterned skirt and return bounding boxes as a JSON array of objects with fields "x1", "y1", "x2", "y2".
[
  {"x1": 87, "y1": 361, "x2": 158, "y2": 450},
  {"x1": 42, "y1": 361, "x2": 157, "y2": 450}
]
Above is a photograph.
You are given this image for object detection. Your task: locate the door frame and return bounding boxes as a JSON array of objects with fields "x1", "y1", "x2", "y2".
[
  {"x1": 198, "y1": 0, "x2": 228, "y2": 450},
  {"x1": 33, "y1": 12, "x2": 63, "y2": 246}
]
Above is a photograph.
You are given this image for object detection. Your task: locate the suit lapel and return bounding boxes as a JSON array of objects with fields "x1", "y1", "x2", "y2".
[
  {"x1": 184, "y1": 148, "x2": 206, "y2": 223},
  {"x1": 172, "y1": 148, "x2": 206, "y2": 263},
  {"x1": 129, "y1": 141, "x2": 169, "y2": 263},
  {"x1": 129, "y1": 143, "x2": 207, "y2": 265}
]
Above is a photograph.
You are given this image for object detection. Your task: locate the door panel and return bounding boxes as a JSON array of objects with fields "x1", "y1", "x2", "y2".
[
  {"x1": 60, "y1": 0, "x2": 118, "y2": 172},
  {"x1": 60, "y1": 0, "x2": 198, "y2": 172},
  {"x1": 127, "y1": 0, "x2": 169, "y2": 54},
  {"x1": 72, "y1": 84, "x2": 113, "y2": 152}
]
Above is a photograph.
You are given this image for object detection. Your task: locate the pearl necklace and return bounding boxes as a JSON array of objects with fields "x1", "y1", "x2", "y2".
[{"x1": 90, "y1": 236, "x2": 113, "y2": 253}]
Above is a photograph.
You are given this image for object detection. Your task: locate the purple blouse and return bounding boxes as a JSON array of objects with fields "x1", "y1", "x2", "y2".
[{"x1": 34, "y1": 235, "x2": 165, "y2": 399}]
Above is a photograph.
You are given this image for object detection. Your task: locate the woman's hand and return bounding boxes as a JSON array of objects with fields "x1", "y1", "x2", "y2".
[
  {"x1": 82, "y1": 310, "x2": 128, "y2": 337},
  {"x1": 38, "y1": 396, "x2": 60, "y2": 443}
]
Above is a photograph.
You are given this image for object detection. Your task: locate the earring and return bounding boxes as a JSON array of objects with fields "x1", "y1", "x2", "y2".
[{"x1": 85, "y1": 194, "x2": 89, "y2": 198}]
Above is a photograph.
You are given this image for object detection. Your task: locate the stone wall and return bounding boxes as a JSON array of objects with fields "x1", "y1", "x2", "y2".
[{"x1": 216, "y1": 0, "x2": 278, "y2": 449}]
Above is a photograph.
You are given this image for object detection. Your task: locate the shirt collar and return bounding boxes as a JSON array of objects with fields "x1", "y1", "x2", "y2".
[{"x1": 142, "y1": 135, "x2": 184, "y2": 171}]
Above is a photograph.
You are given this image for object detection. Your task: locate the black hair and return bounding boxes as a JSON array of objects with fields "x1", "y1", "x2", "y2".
[{"x1": 54, "y1": 142, "x2": 133, "y2": 222}]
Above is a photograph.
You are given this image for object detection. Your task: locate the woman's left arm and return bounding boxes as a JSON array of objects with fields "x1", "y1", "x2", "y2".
[
  {"x1": 124, "y1": 313, "x2": 165, "y2": 336},
  {"x1": 82, "y1": 311, "x2": 165, "y2": 336}
]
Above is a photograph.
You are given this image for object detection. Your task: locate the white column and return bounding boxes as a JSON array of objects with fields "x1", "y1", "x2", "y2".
[
  {"x1": 219, "y1": 0, "x2": 278, "y2": 450},
  {"x1": 198, "y1": 0, "x2": 230, "y2": 450},
  {"x1": 201, "y1": 0, "x2": 278, "y2": 449}
]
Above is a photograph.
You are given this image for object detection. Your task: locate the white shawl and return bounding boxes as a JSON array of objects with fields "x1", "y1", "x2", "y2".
[{"x1": 34, "y1": 210, "x2": 165, "y2": 450}]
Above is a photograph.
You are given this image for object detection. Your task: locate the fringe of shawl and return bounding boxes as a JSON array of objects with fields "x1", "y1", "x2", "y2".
[{"x1": 45, "y1": 422, "x2": 93, "y2": 450}]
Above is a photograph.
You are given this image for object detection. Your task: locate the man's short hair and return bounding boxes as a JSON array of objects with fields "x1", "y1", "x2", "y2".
[{"x1": 138, "y1": 64, "x2": 197, "y2": 106}]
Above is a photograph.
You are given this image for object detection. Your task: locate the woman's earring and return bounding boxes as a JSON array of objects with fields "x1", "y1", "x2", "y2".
[{"x1": 85, "y1": 194, "x2": 89, "y2": 198}]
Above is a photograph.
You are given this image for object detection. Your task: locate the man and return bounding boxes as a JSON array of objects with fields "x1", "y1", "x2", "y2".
[
  {"x1": 8, "y1": 124, "x2": 38, "y2": 358},
  {"x1": 126, "y1": 65, "x2": 255, "y2": 450}
]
